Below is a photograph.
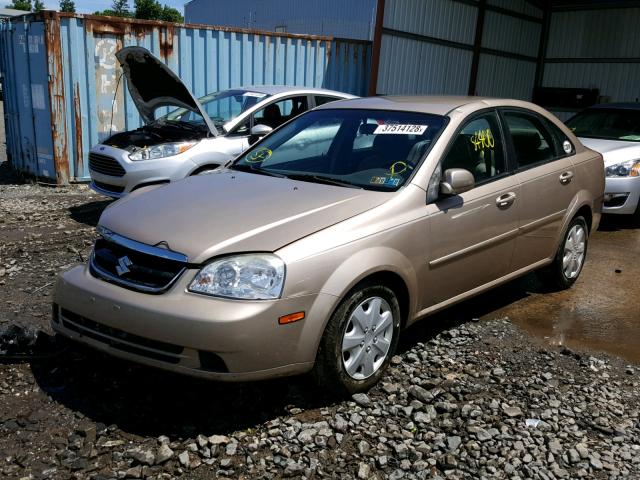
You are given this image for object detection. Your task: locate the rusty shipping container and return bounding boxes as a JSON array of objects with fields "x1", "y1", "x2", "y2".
[{"x1": 0, "y1": 11, "x2": 372, "y2": 184}]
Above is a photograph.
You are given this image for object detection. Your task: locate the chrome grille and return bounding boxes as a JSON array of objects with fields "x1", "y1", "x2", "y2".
[
  {"x1": 89, "y1": 227, "x2": 188, "y2": 294},
  {"x1": 89, "y1": 152, "x2": 126, "y2": 177}
]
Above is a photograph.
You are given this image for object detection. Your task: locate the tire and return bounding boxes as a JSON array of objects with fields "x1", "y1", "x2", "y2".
[
  {"x1": 539, "y1": 216, "x2": 589, "y2": 290},
  {"x1": 313, "y1": 284, "x2": 401, "y2": 395}
]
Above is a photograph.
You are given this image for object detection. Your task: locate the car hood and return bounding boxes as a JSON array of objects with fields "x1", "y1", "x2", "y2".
[
  {"x1": 115, "y1": 46, "x2": 218, "y2": 136},
  {"x1": 579, "y1": 137, "x2": 640, "y2": 166},
  {"x1": 98, "y1": 169, "x2": 391, "y2": 263}
]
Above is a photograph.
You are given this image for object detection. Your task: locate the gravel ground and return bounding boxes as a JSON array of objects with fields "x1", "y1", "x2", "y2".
[{"x1": 0, "y1": 143, "x2": 639, "y2": 479}]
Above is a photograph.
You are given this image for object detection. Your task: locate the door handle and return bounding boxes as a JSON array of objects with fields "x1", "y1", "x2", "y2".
[
  {"x1": 496, "y1": 192, "x2": 516, "y2": 208},
  {"x1": 559, "y1": 171, "x2": 574, "y2": 184}
]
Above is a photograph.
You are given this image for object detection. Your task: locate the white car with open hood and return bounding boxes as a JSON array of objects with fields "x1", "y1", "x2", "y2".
[{"x1": 88, "y1": 46, "x2": 355, "y2": 198}]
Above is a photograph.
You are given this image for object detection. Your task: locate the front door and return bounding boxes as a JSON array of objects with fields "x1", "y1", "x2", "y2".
[{"x1": 424, "y1": 110, "x2": 520, "y2": 307}]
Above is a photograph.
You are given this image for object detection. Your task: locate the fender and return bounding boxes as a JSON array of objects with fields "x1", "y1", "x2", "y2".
[
  {"x1": 319, "y1": 246, "x2": 419, "y2": 322},
  {"x1": 550, "y1": 189, "x2": 598, "y2": 258}
]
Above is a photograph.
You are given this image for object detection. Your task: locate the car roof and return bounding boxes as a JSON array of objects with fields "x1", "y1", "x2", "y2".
[
  {"x1": 313, "y1": 95, "x2": 539, "y2": 116},
  {"x1": 239, "y1": 85, "x2": 355, "y2": 97},
  {"x1": 586, "y1": 102, "x2": 640, "y2": 111}
]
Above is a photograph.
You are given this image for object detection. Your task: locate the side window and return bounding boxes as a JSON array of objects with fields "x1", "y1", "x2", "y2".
[
  {"x1": 545, "y1": 119, "x2": 575, "y2": 156},
  {"x1": 441, "y1": 112, "x2": 507, "y2": 185},
  {"x1": 503, "y1": 111, "x2": 557, "y2": 168},
  {"x1": 315, "y1": 95, "x2": 341, "y2": 107},
  {"x1": 254, "y1": 96, "x2": 309, "y2": 129}
]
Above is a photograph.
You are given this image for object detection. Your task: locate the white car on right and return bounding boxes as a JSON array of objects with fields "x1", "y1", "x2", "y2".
[{"x1": 566, "y1": 103, "x2": 640, "y2": 219}]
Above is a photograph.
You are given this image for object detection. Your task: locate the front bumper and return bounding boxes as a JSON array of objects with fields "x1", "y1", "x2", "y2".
[
  {"x1": 603, "y1": 176, "x2": 640, "y2": 215},
  {"x1": 53, "y1": 264, "x2": 337, "y2": 381},
  {"x1": 89, "y1": 145, "x2": 197, "y2": 199}
]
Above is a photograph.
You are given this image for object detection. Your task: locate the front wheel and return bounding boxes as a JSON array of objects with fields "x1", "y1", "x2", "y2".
[
  {"x1": 313, "y1": 284, "x2": 401, "y2": 395},
  {"x1": 539, "y1": 216, "x2": 588, "y2": 290}
]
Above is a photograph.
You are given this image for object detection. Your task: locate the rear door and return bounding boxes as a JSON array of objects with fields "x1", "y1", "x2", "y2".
[
  {"x1": 501, "y1": 109, "x2": 578, "y2": 271},
  {"x1": 425, "y1": 110, "x2": 520, "y2": 306}
]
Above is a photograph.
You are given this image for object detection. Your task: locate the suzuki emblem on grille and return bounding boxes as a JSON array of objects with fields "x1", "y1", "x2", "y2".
[{"x1": 116, "y1": 256, "x2": 133, "y2": 276}]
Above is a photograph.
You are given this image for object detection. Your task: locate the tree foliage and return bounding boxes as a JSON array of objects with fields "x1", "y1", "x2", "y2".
[
  {"x1": 32, "y1": 0, "x2": 43, "y2": 11},
  {"x1": 94, "y1": 0, "x2": 183, "y2": 22},
  {"x1": 5, "y1": 0, "x2": 32, "y2": 11},
  {"x1": 134, "y1": 0, "x2": 184, "y2": 22},
  {"x1": 95, "y1": 0, "x2": 132, "y2": 17},
  {"x1": 59, "y1": 0, "x2": 75, "y2": 12},
  {"x1": 160, "y1": 5, "x2": 183, "y2": 23}
]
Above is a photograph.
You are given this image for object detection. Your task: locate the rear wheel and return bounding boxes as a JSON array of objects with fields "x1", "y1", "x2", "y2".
[
  {"x1": 313, "y1": 284, "x2": 401, "y2": 395},
  {"x1": 540, "y1": 216, "x2": 588, "y2": 290}
]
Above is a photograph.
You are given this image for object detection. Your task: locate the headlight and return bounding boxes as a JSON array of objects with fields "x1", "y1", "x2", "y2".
[
  {"x1": 129, "y1": 141, "x2": 197, "y2": 161},
  {"x1": 605, "y1": 159, "x2": 640, "y2": 177},
  {"x1": 188, "y1": 254, "x2": 285, "y2": 300}
]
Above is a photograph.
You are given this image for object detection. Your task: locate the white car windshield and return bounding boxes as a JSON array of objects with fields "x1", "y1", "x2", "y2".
[
  {"x1": 232, "y1": 109, "x2": 446, "y2": 191},
  {"x1": 567, "y1": 108, "x2": 640, "y2": 142},
  {"x1": 162, "y1": 90, "x2": 270, "y2": 132}
]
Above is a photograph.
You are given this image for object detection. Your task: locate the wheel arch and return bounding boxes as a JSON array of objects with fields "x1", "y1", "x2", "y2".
[{"x1": 304, "y1": 247, "x2": 419, "y2": 368}]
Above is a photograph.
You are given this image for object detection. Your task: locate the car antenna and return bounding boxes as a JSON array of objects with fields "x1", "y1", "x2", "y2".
[{"x1": 109, "y1": 72, "x2": 124, "y2": 139}]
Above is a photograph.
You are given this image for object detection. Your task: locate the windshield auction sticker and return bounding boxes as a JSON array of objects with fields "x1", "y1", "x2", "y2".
[
  {"x1": 374, "y1": 124, "x2": 428, "y2": 135},
  {"x1": 247, "y1": 147, "x2": 272, "y2": 163}
]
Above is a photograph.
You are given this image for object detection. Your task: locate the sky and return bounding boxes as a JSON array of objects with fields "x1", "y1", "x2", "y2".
[{"x1": 41, "y1": 0, "x2": 189, "y2": 14}]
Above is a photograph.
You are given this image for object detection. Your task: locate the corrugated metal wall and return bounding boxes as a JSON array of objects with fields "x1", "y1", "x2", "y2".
[
  {"x1": 0, "y1": 20, "x2": 56, "y2": 178},
  {"x1": 475, "y1": 6, "x2": 541, "y2": 100},
  {"x1": 375, "y1": 0, "x2": 542, "y2": 99},
  {"x1": 185, "y1": 0, "x2": 378, "y2": 41},
  {"x1": 376, "y1": 0, "x2": 477, "y2": 95},
  {"x1": 543, "y1": 7, "x2": 640, "y2": 113},
  {"x1": 0, "y1": 12, "x2": 371, "y2": 183}
]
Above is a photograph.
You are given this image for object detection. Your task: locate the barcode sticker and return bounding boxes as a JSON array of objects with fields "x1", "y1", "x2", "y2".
[{"x1": 374, "y1": 124, "x2": 428, "y2": 135}]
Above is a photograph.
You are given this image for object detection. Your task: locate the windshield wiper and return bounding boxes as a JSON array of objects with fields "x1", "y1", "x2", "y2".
[
  {"x1": 229, "y1": 164, "x2": 288, "y2": 178},
  {"x1": 284, "y1": 173, "x2": 363, "y2": 189}
]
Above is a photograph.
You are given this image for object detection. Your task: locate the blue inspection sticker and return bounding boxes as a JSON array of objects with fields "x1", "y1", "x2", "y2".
[{"x1": 370, "y1": 176, "x2": 401, "y2": 187}]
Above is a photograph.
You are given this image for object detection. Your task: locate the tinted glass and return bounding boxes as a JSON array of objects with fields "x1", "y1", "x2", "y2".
[
  {"x1": 315, "y1": 95, "x2": 342, "y2": 106},
  {"x1": 232, "y1": 109, "x2": 446, "y2": 191},
  {"x1": 254, "y1": 96, "x2": 309, "y2": 128},
  {"x1": 566, "y1": 108, "x2": 640, "y2": 142},
  {"x1": 545, "y1": 119, "x2": 574, "y2": 155},
  {"x1": 504, "y1": 112, "x2": 556, "y2": 167},
  {"x1": 441, "y1": 112, "x2": 506, "y2": 184},
  {"x1": 165, "y1": 90, "x2": 268, "y2": 132}
]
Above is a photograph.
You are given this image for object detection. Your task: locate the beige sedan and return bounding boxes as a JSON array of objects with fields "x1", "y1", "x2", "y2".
[{"x1": 53, "y1": 96, "x2": 604, "y2": 393}]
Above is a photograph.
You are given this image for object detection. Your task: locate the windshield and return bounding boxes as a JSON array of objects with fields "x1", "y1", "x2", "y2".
[
  {"x1": 162, "y1": 90, "x2": 269, "y2": 132},
  {"x1": 232, "y1": 109, "x2": 446, "y2": 191},
  {"x1": 567, "y1": 108, "x2": 640, "y2": 142}
]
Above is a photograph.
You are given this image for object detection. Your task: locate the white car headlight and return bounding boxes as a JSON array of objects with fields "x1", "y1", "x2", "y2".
[
  {"x1": 188, "y1": 254, "x2": 285, "y2": 300},
  {"x1": 605, "y1": 159, "x2": 640, "y2": 178},
  {"x1": 129, "y1": 141, "x2": 197, "y2": 161}
]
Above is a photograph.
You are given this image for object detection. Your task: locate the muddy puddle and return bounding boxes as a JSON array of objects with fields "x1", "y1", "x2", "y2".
[{"x1": 484, "y1": 217, "x2": 640, "y2": 363}]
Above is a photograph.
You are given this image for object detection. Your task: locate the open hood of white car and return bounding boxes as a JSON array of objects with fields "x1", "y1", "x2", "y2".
[{"x1": 115, "y1": 46, "x2": 218, "y2": 136}]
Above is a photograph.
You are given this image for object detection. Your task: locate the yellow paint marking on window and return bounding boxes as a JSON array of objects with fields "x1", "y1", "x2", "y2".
[
  {"x1": 247, "y1": 147, "x2": 272, "y2": 163},
  {"x1": 470, "y1": 129, "x2": 495, "y2": 151}
]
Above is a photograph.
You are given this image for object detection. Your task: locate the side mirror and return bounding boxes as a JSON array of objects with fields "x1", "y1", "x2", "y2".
[
  {"x1": 440, "y1": 168, "x2": 475, "y2": 195},
  {"x1": 249, "y1": 124, "x2": 273, "y2": 144}
]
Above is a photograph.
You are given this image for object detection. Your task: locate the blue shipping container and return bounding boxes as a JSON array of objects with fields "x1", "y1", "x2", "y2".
[{"x1": 0, "y1": 12, "x2": 371, "y2": 183}]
